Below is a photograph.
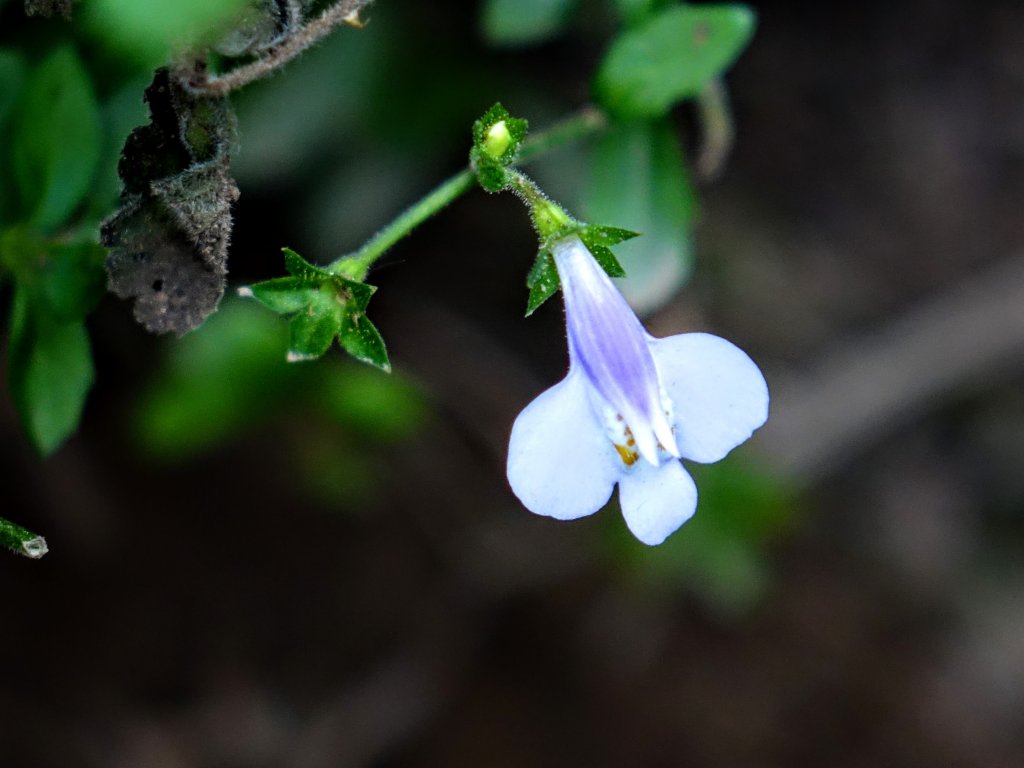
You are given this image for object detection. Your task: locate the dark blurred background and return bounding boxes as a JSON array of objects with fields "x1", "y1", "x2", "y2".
[{"x1": 2, "y1": 0, "x2": 1024, "y2": 765}]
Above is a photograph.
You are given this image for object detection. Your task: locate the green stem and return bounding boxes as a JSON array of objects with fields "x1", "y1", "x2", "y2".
[
  {"x1": 328, "y1": 169, "x2": 475, "y2": 281},
  {"x1": 0, "y1": 517, "x2": 48, "y2": 559},
  {"x1": 326, "y1": 105, "x2": 609, "y2": 280}
]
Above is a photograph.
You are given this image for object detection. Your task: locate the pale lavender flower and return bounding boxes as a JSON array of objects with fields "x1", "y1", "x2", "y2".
[{"x1": 507, "y1": 236, "x2": 769, "y2": 545}]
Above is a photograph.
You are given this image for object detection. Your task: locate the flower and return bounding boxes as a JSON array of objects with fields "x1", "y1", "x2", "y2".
[{"x1": 507, "y1": 236, "x2": 769, "y2": 545}]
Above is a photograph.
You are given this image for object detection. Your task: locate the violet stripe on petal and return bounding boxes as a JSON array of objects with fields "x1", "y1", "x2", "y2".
[{"x1": 552, "y1": 237, "x2": 678, "y2": 465}]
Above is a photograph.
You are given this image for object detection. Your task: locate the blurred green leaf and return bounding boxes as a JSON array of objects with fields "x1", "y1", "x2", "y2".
[
  {"x1": 0, "y1": 50, "x2": 26, "y2": 224},
  {"x1": 136, "y1": 300, "x2": 425, "y2": 460},
  {"x1": 318, "y1": 364, "x2": 428, "y2": 441},
  {"x1": 0, "y1": 49, "x2": 25, "y2": 133},
  {"x1": 12, "y1": 46, "x2": 101, "y2": 231},
  {"x1": 481, "y1": 0, "x2": 578, "y2": 46},
  {"x1": 611, "y1": 0, "x2": 662, "y2": 25},
  {"x1": 584, "y1": 118, "x2": 697, "y2": 313},
  {"x1": 595, "y1": 3, "x2": 755, "y2": 119},
  {"x1": 136, "y1": 300, "x2": 292, "y2": 457},
  {"x1": 610, "y1": 458, "x2": 796, "y2": 615},
  {"x1": 1, "y1": 229, "x2": 107, "y2": 320},
  {"x1": 83, "y1": 0, "x2": 249, "y2": 68},
  {"x1": 7, "y1": 287, "x2": 94, "y2": 456},
  {"x1": 1, "y1": 229, "x2": 104, "y2": 454}
]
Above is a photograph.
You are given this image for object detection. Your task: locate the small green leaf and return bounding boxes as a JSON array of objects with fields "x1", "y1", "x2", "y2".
[
  {"x1": 283, "y1": 246, "x2": 327, "y2": 280},
  {"x1": 580, "y1": 225, "x2": 640, "y2": 248},
  {"x1": 339, "y1": 312, "x2": 390, "y2": 372},
  {"x1": 288, "y1": 292, "x2": 341, "y2": 361},
  {"x1": 8, "y1": 288, "x2": 94, "y2": 456},
  {"x1": 246, "y1": 277, "x2": 316, "y2": 314},
  {"x1": 12, "y1": 47, "x2": 101, "y2": 231},
  {"x1": 595, "y1": 4, "x2": 756, "y2": 119},
  {"x1": 481, "y1": 0, "x2": 578, "y2": 46},
  {"x1": 525, "y1": 248, "x2": 559, "y2": 315},
  {"x1": 584, "y1": 118, "x2": 697, "y2": 313},
  {"x1": 245, "y1": 248, "x2": 389, "y2": 368}
]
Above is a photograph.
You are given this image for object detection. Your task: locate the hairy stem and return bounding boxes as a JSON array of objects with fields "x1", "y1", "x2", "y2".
[
  {"x1": 328, "y1": 169, "x2": 476, "y2": 281},
  {"x1": 327, "y1": 106, "x2": 608, "y2": 280},
  {"x1": 0, "y1": 517, "x2": 48, "y2": 559},
  {"x1": 186, "y1": 0, "x2": 376, "y2": 96}
]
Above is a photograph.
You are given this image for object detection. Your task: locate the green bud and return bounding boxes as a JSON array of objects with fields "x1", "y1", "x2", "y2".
[{"x1": 483, "y1": 120, "x2": 513, "y2": 159}]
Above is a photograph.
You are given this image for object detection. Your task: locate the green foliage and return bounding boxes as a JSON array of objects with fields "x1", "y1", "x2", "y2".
[
  {"x1": 481, "y1": 0, "x2": 578, "y2": 46},
  {"x1": 82, "y1": 0, "x2": 249, "y2": 68},
  {"x1": 135, "y1": 300, "x2": 425, "y2": 462},
  {"x1": 244, "y1": 248, "x2": 390, "y2": 371},
  {"x1": 524, "y1": 224, "x2": 633, "y2": 315},
  {"x1": 595, "y1": 3, "x2": 756, "y2": 119},
  {"x1": 1, "y1": 228, "x2": 106, "y2": 455},
  {"x1": 0, "y1": 49, "x2": 25, "y2": 137},
  {"x1": 12, "y1": 46, "x2": 101, "y2": 232},
  {"x1": 585, "y1": 118, "x2": 697, "y2": 312},
  {"x1": 7, "y1": 288, "x2": 95, "y2": 456},
  {"x1": 470, "y1": 103, "x2": 528, "y2": 192},
  {"x1": 525, "y1": 248, "x2": 559, "y2": 316},
  {"x1": 611, "y1": 0, "x2": 664, "y2": 25},
  {"x1": 610, "y1": 458, "x2": 796, "y2": 614}
]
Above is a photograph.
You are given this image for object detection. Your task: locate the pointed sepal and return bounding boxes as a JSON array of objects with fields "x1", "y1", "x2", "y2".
[{"x1": 241, "y1": 247, "x2": 390, "y2": 370}]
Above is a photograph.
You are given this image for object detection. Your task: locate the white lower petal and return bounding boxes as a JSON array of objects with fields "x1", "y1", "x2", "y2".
[
  {"x1": 650, "y1": 333, "x2": 769, "y2": 464},
  {"x1": 507, "y1": 368, "x2": 622, "y2": 521},
  {"x1": 618, "y1": 459, "x2": 697, "y2": 545}
]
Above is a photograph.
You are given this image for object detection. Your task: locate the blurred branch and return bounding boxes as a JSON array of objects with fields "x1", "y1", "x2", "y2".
[
  {"x1": 183, "y1": 0, "x2": 376, "y2": 96},
  {"x1": 0, "y1": 516, "x2": 48, "y2": 559},
  {"x1": 517, "y1": 105, "x2": 607, "y2": 164},
  {"x1": 695, "y1": 78, "x2": 734, "y2": 181},
  {"x1": 757, "y1": 254, "x2": 1024, "y2": 483}
]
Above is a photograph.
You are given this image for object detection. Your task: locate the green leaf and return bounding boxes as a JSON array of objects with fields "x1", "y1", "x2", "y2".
[
  {"x1": 134, "y1": 300, "x2": 292, "y2": 458},
  {"x1": 481, "y1": 0, "x2": 578, "y2": 46},
  {"x1": 289, "y1": 289, "x2": 342, "y2": 361},
  {"x1": 0, "y1": 49, "x2": 25, "y2": 133},
  {"x1": 242, "y1": 247, "x2": 389, "y2": 368},
  {"x1": 595, "y1": 3, "x2": 756, "y2": 119},
  {"x1": 8, "y1": 288, "x2": 94, "y2": 456},
  {"x1": 584, "y1": 118, "x2": 697, "y2": 313},
  {"x1": 525, "y1": 248, "x2": 559, "y2": 315},
  {"x1": 609, "y1": 458, "x2": 796, "y2": 615},
  {"x1": 612, "y1": 0, "x2": 662, "y2": 25},
  {"x1": 247, "y1": 276, "x2": 317, "y2": 314},
  {"x1": 339, "y1": 311, "x2": 390, "y2": 372},
  {"x1": 1, "y1": 229, "x2": 107, "y2": 321},
  {"x1": 283, "y1": 246, "x2": 328, "y2": 280},
  {"x1": 12, "y1": 47, "x2": 101, "y2": 231},
  {"x1": 82, "y1": 0, "x2": 249, "y2": 68}
]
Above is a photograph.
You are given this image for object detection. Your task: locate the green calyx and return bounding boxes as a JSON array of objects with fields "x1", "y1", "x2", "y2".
[{"x1": 470, "y1": 102, "x2": 528, "y2": 192}]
